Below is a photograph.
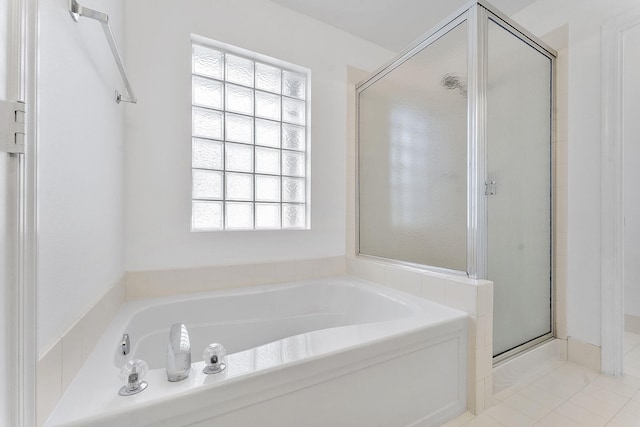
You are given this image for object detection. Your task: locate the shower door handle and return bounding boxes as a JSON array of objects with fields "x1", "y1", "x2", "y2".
[{"x1": 485, "y1": 180, "x2": 497, "y2": 196}]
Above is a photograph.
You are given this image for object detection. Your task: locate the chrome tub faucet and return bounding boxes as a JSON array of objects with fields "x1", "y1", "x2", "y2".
[{"x1": 166, "y1": 323, "x2": 191, "y2": 382}]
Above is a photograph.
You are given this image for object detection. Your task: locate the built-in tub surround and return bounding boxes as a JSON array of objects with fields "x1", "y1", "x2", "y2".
[
  {"x1": 37, "y1": 276, "x2": 126, "y2": 426},
  {"x1": 346, "y1": 256, "x2": 493, "y2": 415},
  {"x1": 128, "y1": 252, "x2": 492, "y2": 401},
  {"x1": 39, "y1": 256, "x2": 489, "y2": 426},
  {"x1": 45, "y1": 277, "x2": 468, "y2": 427}
]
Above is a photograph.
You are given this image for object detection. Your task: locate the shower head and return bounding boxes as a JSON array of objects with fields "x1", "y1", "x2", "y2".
[{"x1": 441, "y1": 73, "x2": 467, "y2": 97}]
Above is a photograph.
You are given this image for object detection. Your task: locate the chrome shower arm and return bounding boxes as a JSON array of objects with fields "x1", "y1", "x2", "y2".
[{"x1": 69, "y1": 0, "x2": 137, "y2": 104}]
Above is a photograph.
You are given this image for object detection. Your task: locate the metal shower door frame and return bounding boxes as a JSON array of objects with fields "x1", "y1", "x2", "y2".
[{"x1": 477, "y1": 3, "x2": 557, "y2": 364}]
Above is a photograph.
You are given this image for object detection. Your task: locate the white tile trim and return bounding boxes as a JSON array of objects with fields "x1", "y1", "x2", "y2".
[
  {"x1": 493, "y1": 338, "x2": 567, "y2": 396},
  {"x1": 345, "y1": 254, "x2": 493, "y2": 415},
  {"x1": 568, "y1": 338, "x2": 602, "y2": 373},
  {"x1": 127, "y1": 256, "x2": 346, "y2": 300},
  {"x1": 625, "y1": 315, "x2": 640, "y2": 335},
  {"x1": 37, "y1": 276, "x2": 126, "y2": 426}
]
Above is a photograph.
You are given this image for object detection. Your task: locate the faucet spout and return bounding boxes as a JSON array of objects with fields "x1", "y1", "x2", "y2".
[{"x1": 166, "y1": 323, "x2": 191, "y2": 382}]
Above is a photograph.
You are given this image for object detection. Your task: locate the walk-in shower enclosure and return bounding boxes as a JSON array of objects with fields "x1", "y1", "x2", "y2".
[{"x1": 357, "y1": 1, "x2": 556, "y2": 359}]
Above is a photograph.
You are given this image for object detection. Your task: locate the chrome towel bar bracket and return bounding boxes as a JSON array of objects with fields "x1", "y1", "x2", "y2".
[{"x1": 69, "y1": 0, "x2": 137, "y2": 104}]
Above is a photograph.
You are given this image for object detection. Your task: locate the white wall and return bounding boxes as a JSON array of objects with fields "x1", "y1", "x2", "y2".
[
  {"x1": 37, "y1": 0, "x2": 125, "y2": 354},
  {"x1": 513, "y1": 0, "x2": 640, "y2": 347},
  {"x1": 624, "y1": 23, "x2": 640, "y2": 318},
  {"x1": 124, "y1": 0, "x2": 393, "y2": 271}
]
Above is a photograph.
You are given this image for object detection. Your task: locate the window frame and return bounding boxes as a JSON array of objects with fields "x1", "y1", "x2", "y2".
[{"x1": 190, "y1": 35, "x2": 311, "y2": 232}]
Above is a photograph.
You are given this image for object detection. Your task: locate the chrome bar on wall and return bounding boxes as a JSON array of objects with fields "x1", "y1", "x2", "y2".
[{"x1": 68, "y1": 0, "x2": 137, "y2": 104}]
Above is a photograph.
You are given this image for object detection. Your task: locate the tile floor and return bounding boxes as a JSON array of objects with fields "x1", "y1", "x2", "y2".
[{"x1": 442, "y1": 332, "x2": 640, "y2": 426}]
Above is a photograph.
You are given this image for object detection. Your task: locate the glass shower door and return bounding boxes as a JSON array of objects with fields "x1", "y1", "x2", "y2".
[
  {"x1": 358, "y1": 20, "x2": 469, "y2": 272},
  {"x1": 486, "y1": 19, "x2": 553, "y2": 357}
]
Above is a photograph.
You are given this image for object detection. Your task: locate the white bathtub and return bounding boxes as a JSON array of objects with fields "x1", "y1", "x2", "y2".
[{"x1": 46, "y1": 276, "x2": 468, "y2": 427}]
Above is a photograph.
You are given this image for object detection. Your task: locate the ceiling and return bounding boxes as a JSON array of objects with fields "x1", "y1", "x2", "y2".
[{"x1": 270, "y1": 0, "x2": 537, "y2": 52}]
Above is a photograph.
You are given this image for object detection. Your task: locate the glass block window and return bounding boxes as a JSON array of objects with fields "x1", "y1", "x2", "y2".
[{"x1": 191, "y1": 40, "x2": 309, "y2": 231}]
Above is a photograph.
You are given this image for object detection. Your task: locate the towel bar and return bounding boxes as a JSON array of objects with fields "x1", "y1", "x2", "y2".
[{"x1": 69, "y1": 0, "x2": 137, "y2": 104}]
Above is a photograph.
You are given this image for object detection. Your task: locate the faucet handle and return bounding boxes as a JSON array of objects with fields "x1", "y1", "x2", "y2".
[
  {"x1": 119, "y1": 359, "x2": 148, "y2": 396},
  {"x1": 203, "y1": 343, "x2": 226, "y2": 374}
]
